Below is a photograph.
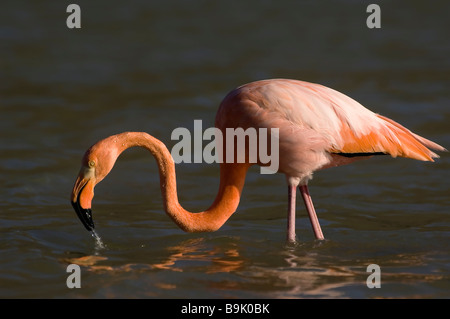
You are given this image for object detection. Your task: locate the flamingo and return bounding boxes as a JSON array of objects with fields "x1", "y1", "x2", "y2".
[{"x1": 71, "y1": 79, "x2": 446, "y2": 242}]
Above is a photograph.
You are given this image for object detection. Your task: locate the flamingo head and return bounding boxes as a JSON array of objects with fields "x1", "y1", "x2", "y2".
[{"x1": 71, "y1": 137, "x2": 119, "y2": 231}]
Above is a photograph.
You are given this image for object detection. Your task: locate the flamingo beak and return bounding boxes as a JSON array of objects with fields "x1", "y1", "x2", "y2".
[{"x1": 71, "y1": 169, "x2": 96, "y2": 231}]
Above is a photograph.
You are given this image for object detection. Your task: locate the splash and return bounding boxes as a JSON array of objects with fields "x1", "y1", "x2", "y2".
[{"x1": 90, "y1": 230, "x2": 106, "y2": 251}]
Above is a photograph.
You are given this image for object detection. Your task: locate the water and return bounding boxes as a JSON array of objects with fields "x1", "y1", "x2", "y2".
[
  {"x1": 1, "y1": 0, "x2": 449, "y2": 299},
  {"x1": 91, "y1": 230, "x2": 107, "y2": 251}
]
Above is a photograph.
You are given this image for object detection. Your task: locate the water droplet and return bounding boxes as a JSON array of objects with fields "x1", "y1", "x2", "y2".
[{"x1": 90, "y1": 230, "x2": 106, "y2": 250}]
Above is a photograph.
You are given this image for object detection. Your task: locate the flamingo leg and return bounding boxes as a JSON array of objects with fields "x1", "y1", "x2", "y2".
[
  {"x1": 287, "y1": 185, "x2": 297, "y2": 243},
  {"x1": 299, "y1": 185, "x2": 324, "y2": 240}
]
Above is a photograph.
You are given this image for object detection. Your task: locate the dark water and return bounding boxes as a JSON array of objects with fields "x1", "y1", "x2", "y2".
[{"x1": 1, "y1": 0, "x2": 449, "y2": 299}]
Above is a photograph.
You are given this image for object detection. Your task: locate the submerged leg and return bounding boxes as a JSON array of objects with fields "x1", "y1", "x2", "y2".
[
  {"x1": 287, "y1": 185, "x2": 297, "y2": 243},
  {"x1": 299, "y1": 185, "x2": 324, "y2": 240}
]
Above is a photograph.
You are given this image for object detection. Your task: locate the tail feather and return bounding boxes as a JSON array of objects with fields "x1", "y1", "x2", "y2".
[{"x1": 376, "y1": 115, "x2": 447, "y2": 161}]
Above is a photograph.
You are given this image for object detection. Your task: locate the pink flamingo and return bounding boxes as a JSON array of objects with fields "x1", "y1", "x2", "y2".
[{"x1": 71, "y1": 79, "x2": 446, "y2": 242}]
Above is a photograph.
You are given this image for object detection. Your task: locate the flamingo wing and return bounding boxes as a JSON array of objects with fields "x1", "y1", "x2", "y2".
[{"x1": 227, "y1": 79, "x2": 445, "y2": 162}]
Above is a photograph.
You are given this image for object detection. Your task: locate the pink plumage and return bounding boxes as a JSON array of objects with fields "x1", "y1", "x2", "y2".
[{"x1": 217, "y1": 79, "x2": 445, "y2": 241}]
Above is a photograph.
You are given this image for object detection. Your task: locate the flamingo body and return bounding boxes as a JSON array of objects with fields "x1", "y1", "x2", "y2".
[
  {"x1": 217, "y1": 79, "x2": 442, "y2": 179},
  {"x1": 71, "y1": 79, "x2": 446, "y2": 242}
]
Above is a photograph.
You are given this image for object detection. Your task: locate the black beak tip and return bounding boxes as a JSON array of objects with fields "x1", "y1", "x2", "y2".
[{"x1": 71, "y1": 201, "x2": 95, "y2": 231}]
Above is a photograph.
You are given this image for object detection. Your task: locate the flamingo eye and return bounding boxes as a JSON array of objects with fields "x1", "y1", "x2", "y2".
[{"x1": 88, "y1": 160, "x2": 96, "y2": 168}]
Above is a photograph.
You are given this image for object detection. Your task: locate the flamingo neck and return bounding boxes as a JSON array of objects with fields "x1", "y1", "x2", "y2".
[{"x1": 113, "y1": 132, "x2": 250, "y2": 232}]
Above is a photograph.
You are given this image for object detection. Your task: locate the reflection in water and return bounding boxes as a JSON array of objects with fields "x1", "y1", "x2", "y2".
[
  {"x1": 252, "y1": 249, "x2": 449, "y2": 298},
  {"x1": 61, "y1": 237, "x2": 247, "y2": 296},
  {"x1": 60, "y1": 237, "x2": 448, "y2": 298},
  {"x1": 61, "y1": 255, "x2": 108, "y2": 267},
  {"x1": 62, "y1": 237, "x2": 245, "y2": 274},
  {"x1": 272, "y1": 247, "x2": 357, "y2": 298},
  {"x1": 152, "y1": 238, "x2": 244, "y2": 273}
]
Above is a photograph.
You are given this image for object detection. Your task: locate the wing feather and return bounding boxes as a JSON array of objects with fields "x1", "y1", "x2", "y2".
[{"x1": 253, "y1": 80, "x2": 445, "y2": 162}]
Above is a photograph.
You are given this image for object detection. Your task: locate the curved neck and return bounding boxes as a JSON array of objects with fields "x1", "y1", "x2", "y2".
[{"x1": 114, "y1": 132, "x2": 250, "y2": 232}]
